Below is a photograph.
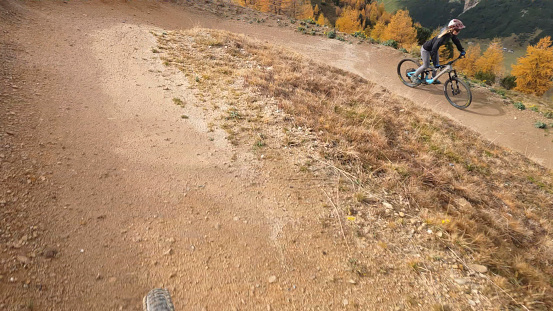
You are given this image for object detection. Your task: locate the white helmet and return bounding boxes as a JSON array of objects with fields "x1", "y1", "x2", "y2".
[{"x1": 448, "y1": 19, "x2": 465, "y2": 30}]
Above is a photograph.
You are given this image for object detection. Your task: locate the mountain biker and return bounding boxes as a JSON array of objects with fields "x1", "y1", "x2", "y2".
[{"x1": 411, "y1": 19, "x2": 466, "y2": 85}]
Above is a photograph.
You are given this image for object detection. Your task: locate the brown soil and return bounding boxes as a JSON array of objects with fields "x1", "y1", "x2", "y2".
[{"x1": 0, "y1": 1, "x2": 550, "y2": 310}]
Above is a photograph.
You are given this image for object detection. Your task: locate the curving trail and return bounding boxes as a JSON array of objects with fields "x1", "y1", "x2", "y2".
[{"x1": 0, "y1": 1, "x2": 550, "y2": 310}]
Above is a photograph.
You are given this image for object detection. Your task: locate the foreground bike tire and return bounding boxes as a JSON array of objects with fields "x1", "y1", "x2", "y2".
[
  {"x1": 444, "y1": 77, "x2": 472, "y2": 109},
  {"x1": 397, "y1": 58, "x2": 421, "y2": 87},
  {"x1": 143, "y1": 288, "x2": 175, "y2": 311}
]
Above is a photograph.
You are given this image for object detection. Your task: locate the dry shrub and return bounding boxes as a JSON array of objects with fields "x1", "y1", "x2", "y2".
[{"x1": 158, "y1": 28, "x2": 553, "y2": 308}]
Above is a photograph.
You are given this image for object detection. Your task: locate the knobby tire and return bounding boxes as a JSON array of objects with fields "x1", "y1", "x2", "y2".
[
  {"x1": 143, "y1": 288, "x2": 175, "y2": 311},
  {"x1": 444, "y1": 77, "x2": 472, "y2": 109},
  {"x1": 397, "y1": 58, "x2": 421, "y2": 88}
]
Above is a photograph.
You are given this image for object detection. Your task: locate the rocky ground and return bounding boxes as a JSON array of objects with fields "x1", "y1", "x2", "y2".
[{"x1": 1, "y1": 1, "x2": 551, "y2": 310}]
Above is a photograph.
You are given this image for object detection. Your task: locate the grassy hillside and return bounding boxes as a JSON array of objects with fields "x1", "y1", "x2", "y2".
[
  {"x1": 157, "y1": 28, "x2": 553, "y2": 309},
  {"x1": 460, "y1": 0, "x2": 553, "y2": 43},
  {"x1": 376, "y1": 0, "x2": 553, "y2": 43}
]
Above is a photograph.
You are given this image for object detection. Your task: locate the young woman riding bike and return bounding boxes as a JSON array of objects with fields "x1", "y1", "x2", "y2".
[{"x1": 411, "y1": 19, "x2": 466, "y2": 85}]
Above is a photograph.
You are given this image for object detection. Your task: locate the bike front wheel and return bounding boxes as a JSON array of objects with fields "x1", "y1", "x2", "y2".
[
  {"x1": 397, "y1": 58, "x2": 421, "y2": 87},
  {"x1": 143, "y1": 288, "x2": 175, "y2": 311},
  {"x1": 444, "y1": 77, "x2": 472, "y2": 109}
]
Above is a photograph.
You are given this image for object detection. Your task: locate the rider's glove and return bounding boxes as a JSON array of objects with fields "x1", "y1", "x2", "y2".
[{"x1": 460, "y1": 50, "x2": 466, "y2": 57}]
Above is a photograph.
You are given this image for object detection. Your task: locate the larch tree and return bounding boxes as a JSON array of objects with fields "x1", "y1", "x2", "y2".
[
  {"x1": 366, "y1": 2, "x2": 389, "y2": 25},
  {"x1": 313, "y1": 4, "x2": 319, "y2": 16},
  {"x1": 316, "y1": 12, "x2": 330, "y2": 27},
  {"x1": 511, "y1": 36, "x2": 553, "y2": 96},
  {"x1": 297, "y1": 1, "x2": 314, "y2": 19},
  {"x1": 474, "y1": 39, "x2": 504, "y2": 78},
  {"x1": 257, "y1": 0, "x2": 271, "y2": 12},
  {"x1": 455, "y1": 44, "x2": 481, "y2": 77},
  {"x1": 370, "y1": 21, "x2": 386, "y2": 41},
  {"x1": 381, "y1": 10, "x2": 417, "y2": 48},
  {"x1": 367, "y1": 2, "x2": 379, "y2": 25},
  {"x1": 335, "y1": 7, "x2": 362, "y2": 34}
]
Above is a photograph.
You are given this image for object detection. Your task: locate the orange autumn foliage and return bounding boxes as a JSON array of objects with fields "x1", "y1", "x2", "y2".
[
  {"x1": 455, "y1": 44, "x2": 481, "y2": 77},
  {"x1": 474, "y1": 39, "x2": 504, "y2": 78},
  {"x1": 335, "y1": 7, "x2": 362, "y2": 34},
  {"x1": 512, "y1": 36, "x2": 553, "y2": 96},
  {"x1": 381, "y1": 10, "x2": 416, "y2": 48}
]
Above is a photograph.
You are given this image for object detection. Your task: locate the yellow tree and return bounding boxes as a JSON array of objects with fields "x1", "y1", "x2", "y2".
[
  {"x1": 365, "y1": 2, "x2": 389, "y2": 25},
  {"x1": 455, "y1": 44, "x2": 481, "y2": 77},
  {"x1": 512, "y1": 36, "x2": 553, "y2": 96},
  {"x1": 335, "y1": 7, "x2": 362, "y2": 34},
  {"x1": 474, "y1": 39, "x2": 504, "y2": 78},
  {"x1": 316, "y1": 13, "x2": 330, "y2": 27},
  {"x1": 379, "y1": 10, "x2": 392, "y2": 24},
  {"x1": 381, "y1": 9, "x2": 417, "y2": 48},
  {"x1": 313, "y1": 4, "x2": 320, "y2": 16},
  {"x1": 370, "y1": 21, "x2": 387, "y2": 41},
  {"x1": 297, "y1": 2, "x2": 314, "y2": 19},
  {"x1": 257, "y1": 0, "x2": 271, "y2": 12},
  {"x1": 367, "y1": 2, "x2": 380, "y2": 25}
]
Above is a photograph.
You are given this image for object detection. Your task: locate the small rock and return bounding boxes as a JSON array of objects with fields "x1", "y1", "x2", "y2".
[
  {"x1": 454, "y1": 278, "x2": 468, "y2": 285},
  {"x1": 43, "y1": 247, "x2": 58, "y2": 258},
  {"x1": 467, "y1": 264, "x2": 488, "y2": 274},
  {"x1": 16, "y1": 255, "x2": 30, "y2": 265},
  {"x1": 268, "y1": 275, "x2": 277, "y2": 283},
  {"x1": 399, "y1": 212, "x2": 405, "y2": 217},
  {"x1": 164, "y1": 248, "x2": 173, "y2": 256}
]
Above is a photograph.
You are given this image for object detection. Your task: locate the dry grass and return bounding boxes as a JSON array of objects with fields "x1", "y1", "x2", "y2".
[{"x1": 156, "y1": 28, "x2": 553, "y2": 309}]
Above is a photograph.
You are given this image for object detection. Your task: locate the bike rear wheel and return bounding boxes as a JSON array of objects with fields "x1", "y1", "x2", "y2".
[
  {"x1": 143, "y1": 288, "x2": 175, "y2": 311},
  {"x1": 397, "y1": 59, "x2": 421, "y2": 87},
  {"x1": 444, "y1": 77, "x2": 472, "y2": 109}
]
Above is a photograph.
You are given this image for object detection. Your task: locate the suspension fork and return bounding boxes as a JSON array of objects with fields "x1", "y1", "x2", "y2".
[{"x1": 448, "y1": 69, "x2": 458, "y2": 80}]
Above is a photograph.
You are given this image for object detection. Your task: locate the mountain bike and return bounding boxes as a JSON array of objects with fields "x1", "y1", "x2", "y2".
[
  {"x1": 143, "y1": 288, "x2": 175, "y2": 311},
  {"x1": 397, "y1": 55, "x2": 472, "y2": 109}
]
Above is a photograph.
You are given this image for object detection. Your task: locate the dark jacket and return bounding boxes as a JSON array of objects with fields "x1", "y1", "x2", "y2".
[{"x1": 422, "y1": 31, "x2": 464, "y2": 66}]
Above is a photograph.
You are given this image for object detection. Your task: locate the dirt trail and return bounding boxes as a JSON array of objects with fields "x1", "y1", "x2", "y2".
[{"x1": 0, "y1": 1, "x2": 551, "y2": 310}]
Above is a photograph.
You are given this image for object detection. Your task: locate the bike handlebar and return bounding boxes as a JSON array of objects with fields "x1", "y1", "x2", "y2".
[{"x1": 446, "y1": 55, "x2": 465, "y2": 66}]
